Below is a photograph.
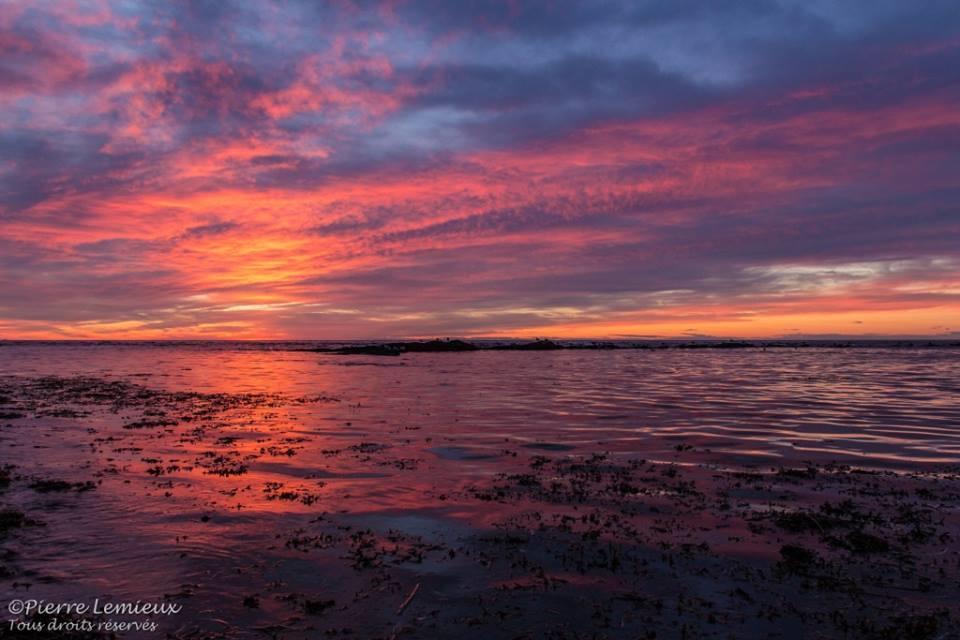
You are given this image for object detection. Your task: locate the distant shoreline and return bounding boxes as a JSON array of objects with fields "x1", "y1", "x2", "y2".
[
  {"x1": 1, "y1": 337, "x2": 959, "y2": 351},
  {"x1": 308, "y1": 337, "x2": 960, "y2": 356}
]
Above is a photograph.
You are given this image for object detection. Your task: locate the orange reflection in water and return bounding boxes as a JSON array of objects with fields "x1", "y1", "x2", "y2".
[{"x1": 1, "y1": 344, "x2": 959, "y2": 637}]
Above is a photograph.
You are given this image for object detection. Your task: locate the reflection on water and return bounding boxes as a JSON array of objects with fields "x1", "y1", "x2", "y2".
[
  {"x1": 0, "y1": 343, "x2": 958, "y2": 638},
  {"x1": 4, "y1": 343, "x2": 958, "y2": 466}
]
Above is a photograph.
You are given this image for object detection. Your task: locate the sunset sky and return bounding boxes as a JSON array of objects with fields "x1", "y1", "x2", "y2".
[{"x1": 1, "y1": 1, "x2": 958, "y2": 340}]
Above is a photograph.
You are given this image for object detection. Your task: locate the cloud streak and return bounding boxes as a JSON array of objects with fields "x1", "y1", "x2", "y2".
[{"x1": 0, "y1": 1, "x2": 957, "y2": 339}]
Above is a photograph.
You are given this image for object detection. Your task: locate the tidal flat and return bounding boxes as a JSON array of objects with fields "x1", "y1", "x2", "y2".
[{"x1": 0, "y1": 343, "x2": 958, "y2": 639}]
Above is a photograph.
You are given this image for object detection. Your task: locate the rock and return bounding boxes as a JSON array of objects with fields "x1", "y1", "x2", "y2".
[{"x1": 400, "y1": 339, "x2": 479, "y2": 352}]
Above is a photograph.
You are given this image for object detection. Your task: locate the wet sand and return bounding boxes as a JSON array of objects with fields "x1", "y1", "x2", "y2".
[{"x1": 0, "y1": 346, "x2": 958, "y2": 639}]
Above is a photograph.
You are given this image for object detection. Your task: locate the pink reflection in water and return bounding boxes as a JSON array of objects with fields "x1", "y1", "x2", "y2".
[{"x1": 0, "y1": 344, "x2": 958, "y2": 638}]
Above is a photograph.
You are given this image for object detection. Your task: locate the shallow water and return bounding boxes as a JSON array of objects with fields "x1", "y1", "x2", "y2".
[
  {"x1": 0, "y1": 343, "x2": 958, "y2": 638},
  {"x1": 3, "y1": 343, "x2": 959, "y2": 467}
]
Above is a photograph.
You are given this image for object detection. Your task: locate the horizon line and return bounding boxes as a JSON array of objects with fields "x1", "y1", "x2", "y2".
[{"x1": 2, "y1": 336, "x2": 958, "y2": 343}]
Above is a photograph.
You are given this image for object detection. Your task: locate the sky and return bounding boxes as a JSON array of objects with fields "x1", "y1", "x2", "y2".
[{"x1": 1, "y1": 0, "x2": 958, "y2": 340}]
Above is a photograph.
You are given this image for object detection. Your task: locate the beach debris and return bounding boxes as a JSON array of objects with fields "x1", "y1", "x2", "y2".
[{"x1": 397, "y1": 582, "x2": 420, "y2": 615}]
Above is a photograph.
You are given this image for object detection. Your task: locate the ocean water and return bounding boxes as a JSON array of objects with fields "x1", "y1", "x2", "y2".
[
  {"x1": 2, "y1": 342, "x2": 958, "y2": 467},
  {"x1": 0, "y1": 342, "x2": 958, "y2": 638}
]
